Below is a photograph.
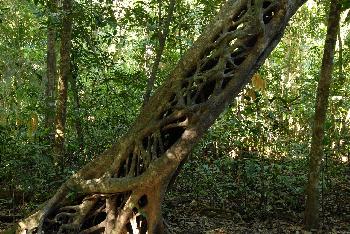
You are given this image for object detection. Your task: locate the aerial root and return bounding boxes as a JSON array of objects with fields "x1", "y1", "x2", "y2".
[
  {"x1": 79, "y1": 221, "x2": 106, "y2": 234},
  {"x1": 31, "y1": 184, "x2": 72, "y2": 233},
  {"x1": 51, "y1": 197, "x2": 97, "y2": 233}
]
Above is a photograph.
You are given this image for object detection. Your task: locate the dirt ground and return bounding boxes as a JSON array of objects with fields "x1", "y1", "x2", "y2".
[
  {"x1": 164, "y1": 196, "x2": 350, "y2": 234},
  {"x1": 2, "y1": 200, "x2": 348, "y2": 233}
]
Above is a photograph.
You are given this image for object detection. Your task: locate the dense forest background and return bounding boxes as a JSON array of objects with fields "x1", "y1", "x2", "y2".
[{"x1": 0, "y1": 0, "x2": 349, "y2": 233}]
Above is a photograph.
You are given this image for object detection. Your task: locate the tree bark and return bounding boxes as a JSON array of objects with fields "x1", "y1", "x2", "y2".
[
  {"x1": 304, "y1": 0, "x2": 341, "y2": 230},
  {"x1": 53, "y1": 0, "x2": 73, "y2": 168},
  {"x1": 44, "y1": 0, "x2": 58, "y2": 142},
  {"x1": 142, "y1": 0, "x2": 176, "y2": 106},
  {"x1": 70, "y1": 57, "x2": 84, "y2": 151},
  {"x1": 14, "y1": 0, "x2": 306, "y2": 233},
  {"x1": 337, "y1": 25, "x2": 345, "y2": 85}
]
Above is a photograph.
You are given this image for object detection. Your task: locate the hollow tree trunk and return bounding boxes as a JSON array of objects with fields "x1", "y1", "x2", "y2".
[
  {"x1": 304, "y1": 0, "x2": 341, "y2": 230},
  {"x1": 14, "y1": 0, "x2": 306, "y2": 233},
  {"x1": 53, "y1": 0, "x2": 73, "y2": 168}
]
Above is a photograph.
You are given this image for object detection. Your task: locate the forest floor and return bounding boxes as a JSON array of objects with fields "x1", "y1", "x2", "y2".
[
  {"x1": 1, "y1": 205, "x2": 349, "y2": 233},
  {"x1": 0, "y1": 161, "x2": 349, "y2": 233},
  {"x1": 164, "y1": 194, "x2": 350, "y2": 233},
  {"x1": 1, "y1": 188, "x2": 349, "y2": 233}
]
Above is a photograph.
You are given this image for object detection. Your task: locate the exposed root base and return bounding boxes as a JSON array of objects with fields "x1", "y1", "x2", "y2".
[{"x1": 17, "y1": 187, "x2": 167, "y2": 234}]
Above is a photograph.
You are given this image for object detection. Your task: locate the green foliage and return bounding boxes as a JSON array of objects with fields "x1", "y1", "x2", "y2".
[
  {"x1": 341, "y1": 0, "x2": 350, "y2": 10},
  {"x1": 174, "y1": 151, "x2": 309, "y2": 217},
  {"x1": 169, "y1": 1, "x2": 350, "y2": 220},
  {"x1": 0, "y1": 0, "x2": 349, "y2": 227}
]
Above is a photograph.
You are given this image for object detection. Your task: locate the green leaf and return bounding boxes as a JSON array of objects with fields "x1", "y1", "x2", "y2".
[{"x1": 342, "y1": 0, "x2": 350, "y2": 10}]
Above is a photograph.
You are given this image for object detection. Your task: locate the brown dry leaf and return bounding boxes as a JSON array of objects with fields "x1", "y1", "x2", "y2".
[
  {"x1": 246, "y1": 89, "x2": 256, "y2": 100},
  {"x1": 27, "y1": 113, "x2": 38, "y2": 137},
  {"x1": 252, "y1": 73, "x2": 266, "y2": 91}
]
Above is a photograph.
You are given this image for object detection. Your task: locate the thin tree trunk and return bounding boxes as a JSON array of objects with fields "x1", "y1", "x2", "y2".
[
  {"x1": 304, "y1": 0, "x2": 341, "y2": 230},
  {"x1": 53, "y1": 0, "x2": 73, "y2": 168},
  {"x1": 337, "y1": 26, "x2": 344, "y2": 85},
  {"x1": 70, "y1": 59, "x2": 84, "y2": 151},
  {"x1": 142, "y1": 0, "x2": 176, "y2": 106},
  {"x1": 14, "y1": 0, "x2": 306, "y2": 233},
  {"x1": 45, "y1": 0, "x2": 57, "y2": 141}
]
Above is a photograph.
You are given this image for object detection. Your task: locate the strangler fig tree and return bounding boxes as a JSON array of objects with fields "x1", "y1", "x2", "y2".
[{"x1": 12, "y1": 0, "x2": 306, "y2": 233}]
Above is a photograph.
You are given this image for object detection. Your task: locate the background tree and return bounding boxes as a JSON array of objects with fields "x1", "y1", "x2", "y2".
[
  {"x1": 44, "y1": 0, "x2": 58, "y2": 142},
  {"x1": 142, "y1": 0, "x2": 176, "y2": 105},
  {"x1": 53, "y1": 0, "x2": 73, "y2": 168},
  {"x1": 304, "y1": 0, "x2": 342, "y2": 230}
]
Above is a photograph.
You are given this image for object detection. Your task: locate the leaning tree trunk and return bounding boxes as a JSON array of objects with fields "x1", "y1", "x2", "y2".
[
  {"x1": 14, "y1": 0, "x2": 306, "y2": 233},
  {"x1": 304, "y1": 0, "x2": 341, "y2": 230}
]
